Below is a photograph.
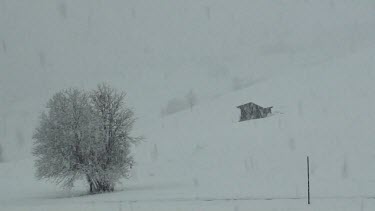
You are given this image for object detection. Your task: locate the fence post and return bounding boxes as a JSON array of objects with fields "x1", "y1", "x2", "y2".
[{"x1": 307, "y1": 156, "x2": 310, "y2": 205}]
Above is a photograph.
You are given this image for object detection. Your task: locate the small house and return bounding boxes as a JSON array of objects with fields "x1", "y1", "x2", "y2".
[{"x1": 237, "y1": 102, "x2": 273, "y2": 121}]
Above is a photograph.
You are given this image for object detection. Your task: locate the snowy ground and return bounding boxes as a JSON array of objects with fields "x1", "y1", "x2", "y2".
[
  {"x1": 1, "y1": 159, "x2": 375, "y2": 211},
  {"x1": 2, "y1": 45, "x2": 375, "y2": 210}
]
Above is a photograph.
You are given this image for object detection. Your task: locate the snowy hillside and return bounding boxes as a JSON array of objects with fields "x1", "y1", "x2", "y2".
[
  {"x1": 133, "y1": 46, "x2": 375, "y2": 199},
  {"x1": 1, "y1": 0, "x2": 375, "y2": 160},
  {"x1": 2, "y1": 45, "x2": 375, "y2": 210}
]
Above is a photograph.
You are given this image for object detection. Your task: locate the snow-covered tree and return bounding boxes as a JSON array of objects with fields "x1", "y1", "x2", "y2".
[
  {"x1": 0, "y1": 144, "x2": 3, "y2": 162},
  {"x1": 161, "y1": 97, "x2": 187, "y2": 116},
  {"x1": 33, "y1": 88, "x2": 95, "y2": 189},
  {"x1": 33, "y1": 84, "x2": 140, "y2": 193},
  {"x1": 185, "y1": 89, "x2": 197, "y2": 111},
  {"x1": 151, "y1": 144, "x2": 158, "y2": 162},
  {"x1": 88, "y1": 83, "x2": 138, "y2": 192}
]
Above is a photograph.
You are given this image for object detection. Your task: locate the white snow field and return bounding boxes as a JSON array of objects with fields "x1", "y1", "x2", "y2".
[
  {"x1": 2, "y1": 46, "x2": 375, "y2": 210},
  {"x1": 2, "y1": 0, "x2": 375, "y2": 210}
]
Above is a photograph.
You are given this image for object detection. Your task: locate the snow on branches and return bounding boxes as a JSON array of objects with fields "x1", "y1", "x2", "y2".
[{"x1": 33, "y1": 84, "x2": 141, "y2": 193}]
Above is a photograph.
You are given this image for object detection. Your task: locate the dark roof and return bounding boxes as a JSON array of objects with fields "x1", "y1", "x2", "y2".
[{"x1": 237, "y1": 102, "x2": 262, "y2": 109}]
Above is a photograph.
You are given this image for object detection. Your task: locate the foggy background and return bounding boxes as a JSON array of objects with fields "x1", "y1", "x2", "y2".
[{"x1": 1, "y1": 0, "x2": 375, "y2": 160}]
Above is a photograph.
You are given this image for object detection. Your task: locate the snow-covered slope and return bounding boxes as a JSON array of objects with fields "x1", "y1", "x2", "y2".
[
  {"x1": 133, "y1": 45, "x2": 375, "y2": 199},
  {"x1": 2, "y1": 45, "x2": 375, "y2": 210},
  {"x1": 1, "y1": 0, "x2": 375, "y2": 161}
]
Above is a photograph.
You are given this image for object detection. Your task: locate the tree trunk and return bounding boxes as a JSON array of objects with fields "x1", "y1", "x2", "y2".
[{"x1": 87, "y1": 175, "x2": 114, "y2": 193}]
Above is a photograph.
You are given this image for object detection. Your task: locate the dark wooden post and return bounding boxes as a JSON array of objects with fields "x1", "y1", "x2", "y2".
[{"x1": 307, "y1": 156, "x2": 310, "y2": 205}]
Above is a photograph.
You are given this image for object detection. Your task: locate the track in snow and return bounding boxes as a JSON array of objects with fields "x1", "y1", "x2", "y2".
[{"x1": 86, "y1": 195, "x2": 375, "y2": 204}]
